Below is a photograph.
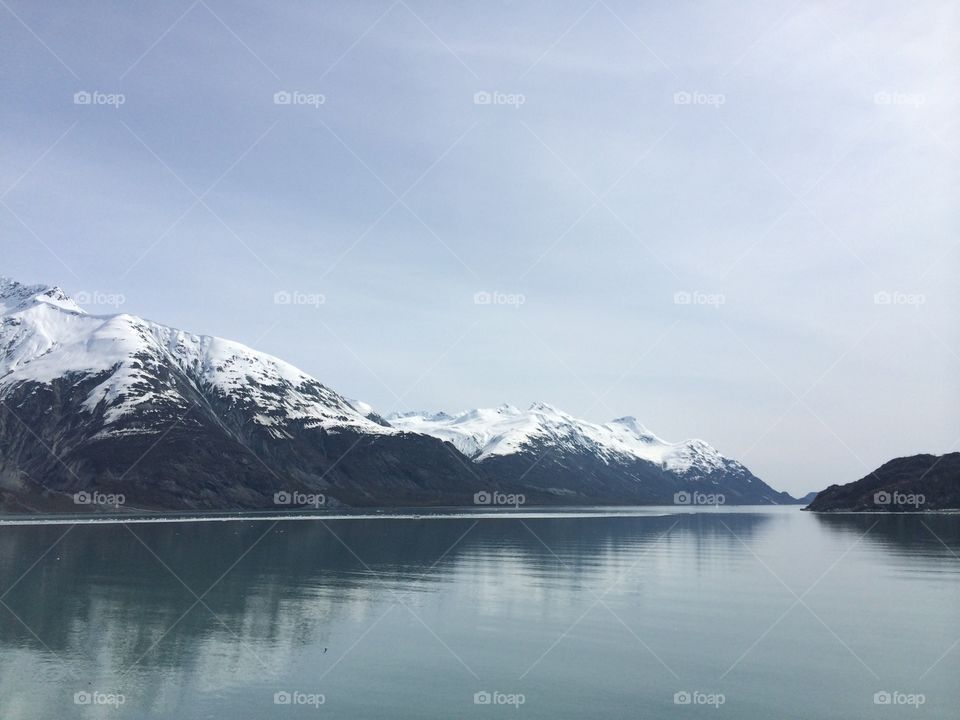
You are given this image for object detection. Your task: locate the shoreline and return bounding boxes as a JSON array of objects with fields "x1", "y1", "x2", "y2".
[
  {"x1": 2, "y1": 506, "x2": 957, "y2": 526},
  {"x1": 0, "y1": 505, "x2": 797, "y2": 526}
]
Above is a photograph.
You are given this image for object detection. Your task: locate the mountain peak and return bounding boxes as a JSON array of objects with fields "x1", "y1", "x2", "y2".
[
  {"x1": 528, "y1": 400, "x2": 561, "y2": 414},
  {"x1": 386, "y1": 410, "x2": 453, "y2": 422},
  {"x1": 0, "y1": 277, "x2": 83, "y2": 315},
  {"x1": 0, "y1": 275, "x2": 390, "y2": 438},
  {"x1": 608, "y1": 416, "x2": 656, "y2": 439}
]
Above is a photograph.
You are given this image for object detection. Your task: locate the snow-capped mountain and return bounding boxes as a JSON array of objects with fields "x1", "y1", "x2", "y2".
[
  {"x1": 0, "y1": 278, "x2": 390, "y2": 437},
  {"x1": 389, "y1": 403, "x2": 734, "y2": 478},
  {"x1": 0, "y1": 277, "x2": 797, "y2": 511},
  {"x1": 0, "y1": 277, "x2": 478, "y2": 511},
  {"x1": 389, "y1": 403, "x2": 797, "y2": 505}
]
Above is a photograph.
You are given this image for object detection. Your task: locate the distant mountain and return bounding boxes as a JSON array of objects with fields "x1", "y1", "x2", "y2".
[
  {"x1": 806, "y1": 453, "x2": 960, "y2": 511},
  {"x1": 389, "y1": 404, "x2": 799, "y2": 505},
  {"x1": 0, "y1": 277, "x2": 799, "y2": 512}
]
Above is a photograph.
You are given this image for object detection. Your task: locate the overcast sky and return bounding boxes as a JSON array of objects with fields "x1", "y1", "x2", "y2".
[{"x1": 1, "y1": 0, "x2": 957, "y2": 495}]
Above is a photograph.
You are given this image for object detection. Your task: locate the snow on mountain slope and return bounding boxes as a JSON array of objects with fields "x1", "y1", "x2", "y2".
[
  {"x1": 0, "y1": 278, "x2": 392, "y2": 437},
  {"x1": 0, "y1": 277, "x2": 793, "y2": 510},
  {"x1": 387, "y1": 402, "x2": 739, "y2": 479}
]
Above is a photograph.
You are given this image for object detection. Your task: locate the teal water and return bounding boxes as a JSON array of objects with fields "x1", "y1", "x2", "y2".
[{"x1": 0, "y1": 507, "x2": 957, "y2": 718}]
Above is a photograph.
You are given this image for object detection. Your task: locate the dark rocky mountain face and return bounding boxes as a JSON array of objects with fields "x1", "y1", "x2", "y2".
[
  {"x1": 0, "y1": 278, "x2": 488, "y2": 512},
  {"x1": 475, "y1": 442, "x2": 799, "y2": 505},
  {"x1": 805, "y1": 453, "x2": 960, "y2": 512},
  {"x1": 0, "y1": 362, "x2": 488, "y2": 513}
]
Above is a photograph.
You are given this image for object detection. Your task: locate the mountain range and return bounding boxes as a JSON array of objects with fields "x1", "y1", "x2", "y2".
[
  {"x1": 0, "y1": 277, "x2": 801, "y2": 512},
  {"x1": 389, "y1": 406, "x2": 796, "y2": 505}
]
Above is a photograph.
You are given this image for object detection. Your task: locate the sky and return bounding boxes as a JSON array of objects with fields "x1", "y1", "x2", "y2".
[{"x1": 1, "y1": 0, "x2": 957, "y2": 495}]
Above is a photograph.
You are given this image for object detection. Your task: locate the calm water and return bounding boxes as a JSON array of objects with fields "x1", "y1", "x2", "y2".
[{"x1": 0, "y1": 507, "x2": 957, "y2": 718}]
